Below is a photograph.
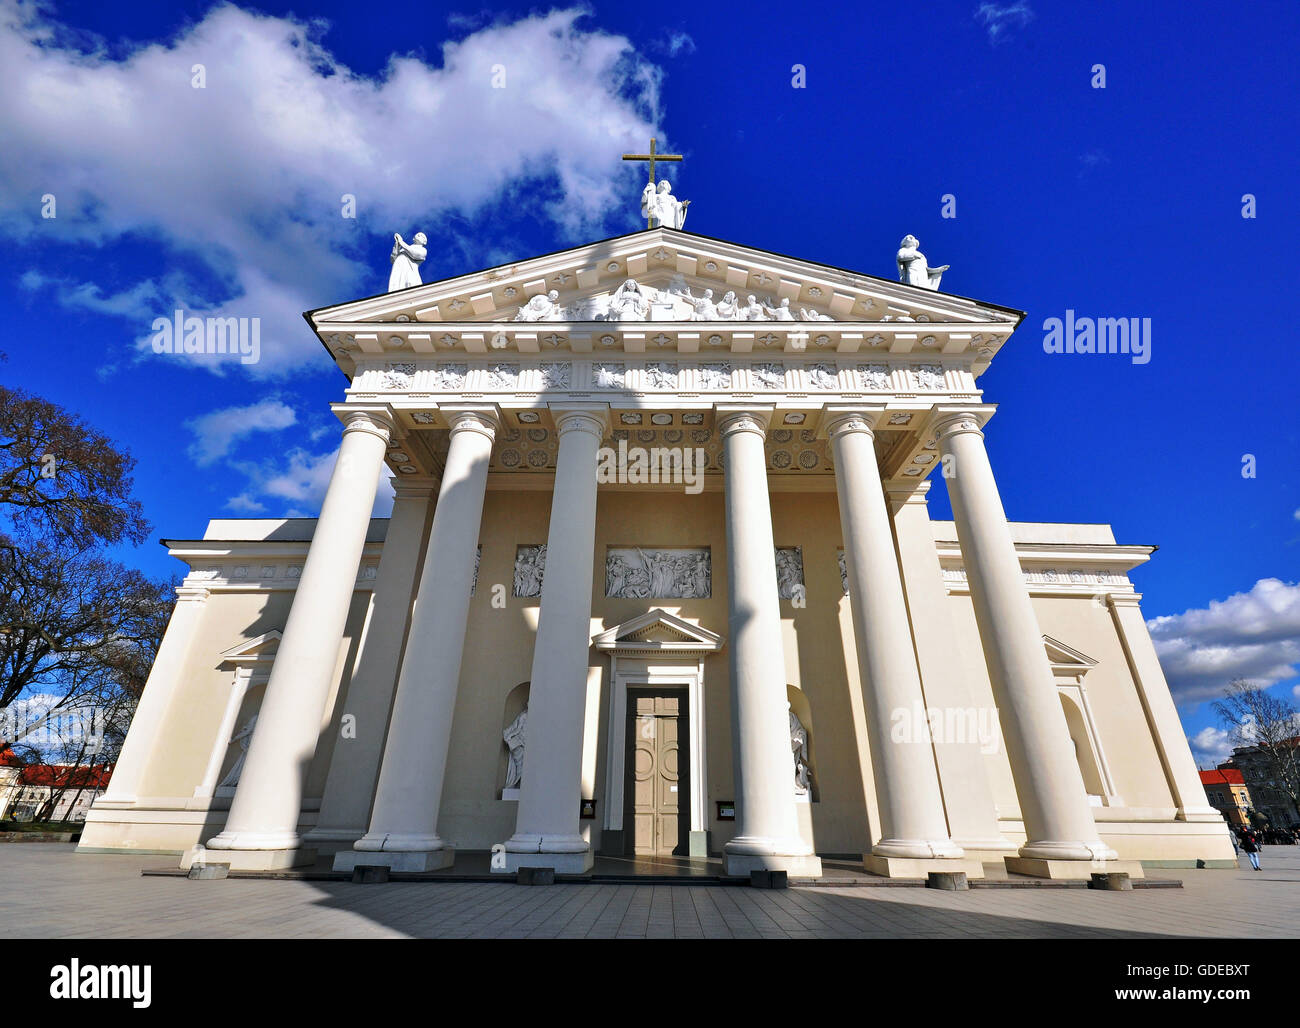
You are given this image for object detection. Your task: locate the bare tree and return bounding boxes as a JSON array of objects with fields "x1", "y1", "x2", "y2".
[
  {"x1": 1213, "y1": 679, "x2": 1300, "y2": 823},
  {"x1": 0, "y1": 385, "x2": 149, "y2": 548},
  {"x1": 0, "y1": 540, "x2": 173, "y2": 713}
]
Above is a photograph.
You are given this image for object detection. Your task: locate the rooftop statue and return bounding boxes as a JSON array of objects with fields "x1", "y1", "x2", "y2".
[
  {"x1": 641, "y1": 178, "x2": 690, "y2": 229},
  {"x1": 896, "y1": 234, "x2": 948, "y2": 291},
  {"x1": 388, "y1": 232, "x2": 426, "y2": 291}
]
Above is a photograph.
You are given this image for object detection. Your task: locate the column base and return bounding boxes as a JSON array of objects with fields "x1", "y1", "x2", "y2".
[
  {"x1": 689, "y1": 830, "x2": 710, "y2": 858},
  {"x1": 500, "y1": 849, "x2": 594, "y2": 875},
  {"x1": 1005, "y1": 856, "x2": 1145, "y2": 880},
  {"x1": 870, "y1": 837, "x2": 966, "y2": 860},
  {"x1": 724, "y1": 850, "x2": 822, "y2": 878},
  {"x1": 333, "y1": 847, "x2": 454, "y2": 873},
  {"x1": 863, "y1": 855, "x2": 987, "y2": 880},
  {"x1": 188, "y1": 847, "x2": 316, "y2": 871}
]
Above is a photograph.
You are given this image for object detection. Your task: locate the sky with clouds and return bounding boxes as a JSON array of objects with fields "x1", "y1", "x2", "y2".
[{"x1": 1, "y1": 0, "x2": 1297, "y2": 763}]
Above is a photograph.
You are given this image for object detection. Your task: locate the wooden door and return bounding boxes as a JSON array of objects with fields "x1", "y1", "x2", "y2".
[{"x1": 626, "y1": 690, "x2": 689, "y2": 856}]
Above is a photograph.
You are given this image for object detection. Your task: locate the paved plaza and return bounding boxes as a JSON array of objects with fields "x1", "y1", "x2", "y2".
[{"x1": 6, "y1": 844, "x2": 1297, "y2": 939}]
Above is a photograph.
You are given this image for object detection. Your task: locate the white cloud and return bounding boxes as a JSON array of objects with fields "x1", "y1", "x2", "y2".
[
  {"x1": 975, "y1": 3, "x2": 1034, "y2": 44},
  {"x1": 225, "y1": 493, "x2": 267, "y2": 514},
  {"x1": 665, "y1": 32, "x2": 695, "y2": 57},
  {"x1": 0, "y1": 3, "x2": 663, "y2": 374},
  {"x1": 185, "y1": 398, "x2": 298, "y2": 466},
  {"x1": 1149, "y1": 578, "x2": 1300, "y2": 708},
  {"x1": 229, "y1": 445, "x2": 395, "y2": 519},
  {"x1": 1187, "y1": 726, "x2": 1235, "y2": 768}
]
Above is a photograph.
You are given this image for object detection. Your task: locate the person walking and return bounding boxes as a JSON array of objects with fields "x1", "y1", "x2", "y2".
[{"x1": 1242, "y1": 830, "x2": 1261, "y2": 871}]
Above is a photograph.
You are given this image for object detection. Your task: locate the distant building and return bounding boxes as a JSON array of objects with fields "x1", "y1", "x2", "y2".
[
  {"x1": 1219, "y1": 738, "x2": 1300, "y2": 829},
  {"x1": 0, "y1": 748, "x2": 112, "y2": 823},
  {"x1": 1199, "y1": 768, "x2": 1251, "y2": 826}
]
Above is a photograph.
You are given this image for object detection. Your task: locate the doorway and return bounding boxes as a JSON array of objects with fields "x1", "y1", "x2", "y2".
[{"x1": 624, "y1": 688, "x2": 689, "y2": 856}]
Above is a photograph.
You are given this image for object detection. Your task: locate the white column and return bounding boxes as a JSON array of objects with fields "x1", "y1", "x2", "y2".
[
  {"x1": 338, "y1": 410, "x2": 497, "y2": 871},
  {"x1": 718, "y1": 408, "x2": 821, "y2": 878},
  {"x1": 307, "y1": 475, "x2": 437, "y2": 847},
  {"x1": 884, "y1": 481, "x2": 1015, "y2": 857},
  {"x1": 205, "y1": 408, "x2": 393, "y2": 869},
  {"x1": 825, "y1": 410, "x2": 976, "y2": 877},
  {"x1": 502, "y1": 406, "x2": 607, "y2": 874},
  {"x1": 1108, "y1": 594, "x2": 1224, "y2": 822},
  {"x1": 91, "y1": 584, "x2": 210, "y2": 807},
  {"x1": 934, "y1": 409, "x2": 1132, "y2": 878},
  {"x1": 194, "y1": 667, "x2": 253, "y2": 800}
]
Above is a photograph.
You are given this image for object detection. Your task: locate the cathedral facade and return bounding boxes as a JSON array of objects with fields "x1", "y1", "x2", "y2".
[{"x1": 79, "y1": 227, "x2": 1235, "y2": 879}]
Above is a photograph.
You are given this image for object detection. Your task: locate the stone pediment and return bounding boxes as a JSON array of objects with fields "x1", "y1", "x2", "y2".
[
  {"x1": 1043, "y1": 635, "x2": 1099, "y2": 676},
  {"x1": 592, "y1": 609, "x2": 724, "y2": 656},
  {"x1": 219, "y1": 631, "x2": 281, "y2": 667},
  {"x1": 308, "y1": 227, "x2": 1021, "y2": 332}
]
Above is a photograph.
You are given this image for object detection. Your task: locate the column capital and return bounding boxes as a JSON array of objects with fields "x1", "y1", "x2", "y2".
[
  {"x1": 549, "y1": 404, "x2": 610, "y2": 439},
  {"x1": 929, "y1": 405, "x2": 996, "y2": 445},
  {"x1": 714, "y1": 404, "x2": 774, "y2": 438},
  {"x1": 334, "y1": 404, "x2": 398, "y2": 444},
  {"x1": 822, "y1": 406, "x2": 887, "y2": 440},
  {"x1": 1106, "y1": 592, "x2": 1144, "y2": 609},
  {"x1": 390, "y1": 474, "x2": 439, "y2": 501},
  {"x1": 175, "y1": 583, "x2": 211, "y2": 604},
  {"x1": 884, "y1": 479, "x2": 932, "y2": 512},
  {"x1": 443, "y1": 406, "x2": 501, "y2": 442}
]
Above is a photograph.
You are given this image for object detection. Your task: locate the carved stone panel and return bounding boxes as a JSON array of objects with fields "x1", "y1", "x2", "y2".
[
  {"x1": 774, "y1": 547, "x2": 805, "y2": 601},
  {"x1": 513, "y1": 544, "x2": 546, "y2": 597},
  {"x1": 605, "y1": 547, "x2": 710, "y2": 599}
]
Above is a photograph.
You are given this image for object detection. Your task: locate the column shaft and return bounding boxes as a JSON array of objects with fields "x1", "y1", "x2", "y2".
[
  {"x1": 309, "y1": 477, "x2": 436, "y2": 847},
  {"x1": 936, "y1": 411, "x2": 1120, "y2": 875},
  {"x1": 205, "y1": 410, "x2": 392, "y2": 868},
  {"x1": 339, "y1": 412, "x2": 496, "y2": 872},
  {"x1": 827, "y1": 412, "x2": 967, "y2": 874},
  {"x1": 719, "y1": 409, "x2": 821, "y2": 877},
  {"x1": 503, "y1": 407, "x2": 607, "y2": 873},
  {"x1": 88, "y1": 585, "x2": 209, "y2": 807}
]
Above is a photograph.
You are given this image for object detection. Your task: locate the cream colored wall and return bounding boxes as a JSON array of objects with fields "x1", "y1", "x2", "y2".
[
  {"x1": 140, "y1": 589, "x2": 371, "y2": 806},
  {"x1": 434, "y1": 485, "x2": 876, "y2": 855},
  {"x1": 1032, "y1": 596, "x2": 1175, "y2": 811}
]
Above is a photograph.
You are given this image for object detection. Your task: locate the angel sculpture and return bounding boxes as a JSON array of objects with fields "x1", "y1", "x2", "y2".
[
  {"x1": 514, "y1": 290, "x2": 562, "y2": 322},
  {"x1": 896, "y1": 234, "x2": 949, "y2": 291}
]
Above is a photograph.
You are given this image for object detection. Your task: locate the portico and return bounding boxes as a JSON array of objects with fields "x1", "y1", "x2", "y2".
[{"x1": 82, "y1": 226, "x2": 1234, "y2": 880}]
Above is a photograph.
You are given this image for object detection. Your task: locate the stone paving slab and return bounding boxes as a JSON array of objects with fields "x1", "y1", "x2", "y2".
[{"x1": 4, "y1": 843, "x2": 1297, "y2": 939}]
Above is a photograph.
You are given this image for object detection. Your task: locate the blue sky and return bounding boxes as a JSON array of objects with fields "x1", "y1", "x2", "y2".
[{"x1": 1, "y1": 0, "x2": 1297, "y2": 763}]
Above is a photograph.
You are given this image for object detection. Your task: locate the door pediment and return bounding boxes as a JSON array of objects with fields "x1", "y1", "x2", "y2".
[{"x1": 593, "y1": 609, "x2": 724, "y2": 657}]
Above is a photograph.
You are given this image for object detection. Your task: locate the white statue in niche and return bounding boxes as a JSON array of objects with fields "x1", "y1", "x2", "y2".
[
  {"x1": 896, "y1": 234, "x2": 949, "y2": 291},
  {"x1": 388, "y1": 232, "x2": 427, "y2": 291},
  {"x1": 799, "y1": 306, "x2": 832, "y2": 321},
  {"x1": 741, "y1": 294, "x2": 767, "y2": 321},
  {"x1": 218, "y1": 712, "x2": 259, "y2": 789},
  {"x1": 514, "y1": 289, "x2": 561, "y2": 322},
  {"x1": 641, "y1": 178, "x2": 690, "y2": 228},
  {"x1": 790, "y1": 710, "x2": 812, "y2": 796},
  {"x1": 607, "y1": 279, "x2": 651, "y2": 321},
  {"x1": 503, "y1": 705, "x2": 528, "y2": 790}
]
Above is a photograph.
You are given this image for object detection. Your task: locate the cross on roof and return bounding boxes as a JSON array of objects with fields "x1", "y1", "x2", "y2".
[{"x1": 622, "y1": 137, "x2": 683, "y2": 228}]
